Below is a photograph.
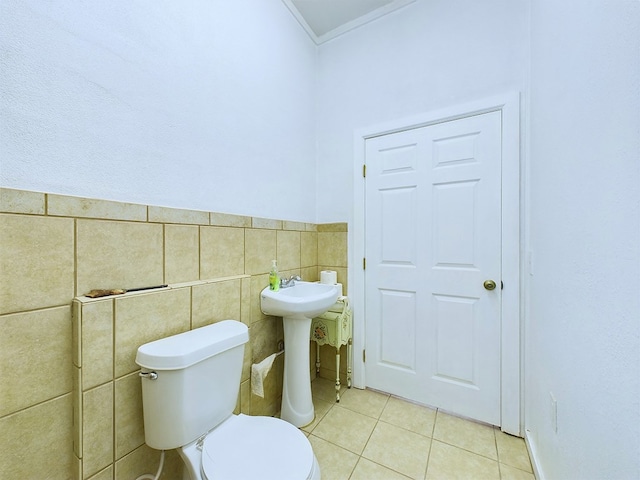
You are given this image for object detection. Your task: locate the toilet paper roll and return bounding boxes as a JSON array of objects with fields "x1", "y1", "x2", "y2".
[
  {"x1": 251, "y1": 351, "x2": 282, "y2": 398},
  {"x1": 320, "y1": 270, "x2": 337, "y2": 285}
]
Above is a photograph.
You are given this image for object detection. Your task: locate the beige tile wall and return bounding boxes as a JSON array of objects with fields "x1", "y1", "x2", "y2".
[{"x1": 0, "y1": 187, "x2": 348, "y2": 480}]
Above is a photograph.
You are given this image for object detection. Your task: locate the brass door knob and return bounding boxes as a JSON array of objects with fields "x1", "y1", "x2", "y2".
[{"x1": 483, "y1": 280, "x2": 497, "y2": 291}]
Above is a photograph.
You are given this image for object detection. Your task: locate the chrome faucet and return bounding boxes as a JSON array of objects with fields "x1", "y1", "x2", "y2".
[{"x1": 280, "y1": 275, "x2": 301, "y2": 288}]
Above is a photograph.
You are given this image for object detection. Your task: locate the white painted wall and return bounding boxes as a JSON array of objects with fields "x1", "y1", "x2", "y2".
[
  {"x1": 315, "y1": 0, "x2": 639, "y2": 477},
  {"x1": 314, "y1": 0, "x2": 529, "y2": 222},
  {"x1": 526, "y1": 1, "x2": 640, "y2": 478},
  {"x1": 3, "y1": 0, "x2": 639, "y2": 475},
  {"x1": 0, "y1": 0, "x2": 317, "y2": 221}
]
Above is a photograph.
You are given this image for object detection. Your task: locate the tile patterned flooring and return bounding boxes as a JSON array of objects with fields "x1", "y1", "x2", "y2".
[{"x1": 303, "y1": 378, "x2": 535, "y2": 480}]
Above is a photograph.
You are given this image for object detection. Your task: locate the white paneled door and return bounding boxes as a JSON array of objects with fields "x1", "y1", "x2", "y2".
[{"x1": 364, "y1": 111, "x2": 502, "y2": 425}]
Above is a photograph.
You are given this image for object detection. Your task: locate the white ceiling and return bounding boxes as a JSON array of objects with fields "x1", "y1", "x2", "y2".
[{"x1": 282, "y1": 0, "x2": 416, "y2": 44}]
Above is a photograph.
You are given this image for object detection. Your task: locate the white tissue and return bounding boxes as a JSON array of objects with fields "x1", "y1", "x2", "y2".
[
  {"x1": 320, "y1": 270, "x2": 337, "y2": 285},
  {"x1": 251, "y1": 352, "x2": 280, "y2": 398}
]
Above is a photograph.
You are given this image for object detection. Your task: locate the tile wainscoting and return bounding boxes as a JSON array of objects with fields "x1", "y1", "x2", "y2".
[{"x1": 0, "y1": 188, "x2": 347, "y2": 479}]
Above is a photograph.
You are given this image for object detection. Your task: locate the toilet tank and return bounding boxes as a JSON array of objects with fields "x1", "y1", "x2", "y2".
[{"x1": 135, "y1": 320, "x2": 249, "y2": 450}]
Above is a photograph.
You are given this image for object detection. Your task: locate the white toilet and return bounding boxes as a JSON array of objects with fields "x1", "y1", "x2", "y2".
[{"x1": 135, "y1": 320, "x2": 321, "y2": 480}]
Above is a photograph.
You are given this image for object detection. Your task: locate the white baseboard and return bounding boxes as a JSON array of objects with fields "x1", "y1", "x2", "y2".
[{"x1": 524, "y1": 429, "x2": 546, "y2": 480}]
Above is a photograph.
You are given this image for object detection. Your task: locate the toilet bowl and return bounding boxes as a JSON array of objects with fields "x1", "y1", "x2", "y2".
[
  {"x1": 136, "y1": 320, "x2": 321, "y2": 480},
  {"x1": 180, "y1": 414, "x2": 320, "y2": 480}
]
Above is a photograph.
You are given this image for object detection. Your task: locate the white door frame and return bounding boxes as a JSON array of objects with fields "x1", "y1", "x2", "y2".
[{"x1": 350, "y1": 92, "x2": 522, "y2": 435}]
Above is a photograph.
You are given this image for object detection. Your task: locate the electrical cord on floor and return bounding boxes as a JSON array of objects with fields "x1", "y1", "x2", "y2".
[{"x1": 135, "y1": 450, "x2": 165, "y2": 480}]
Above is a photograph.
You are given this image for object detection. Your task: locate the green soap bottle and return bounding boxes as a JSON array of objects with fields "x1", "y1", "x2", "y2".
[{"x1": 269, "y1": 259, "x2": 280, "y2": 291}]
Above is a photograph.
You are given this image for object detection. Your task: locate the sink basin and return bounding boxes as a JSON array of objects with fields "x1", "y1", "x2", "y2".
[
  {"x1": 260, "y1": 280, "x2": 340, "y2": 427},
  {"x1": 260, "y1": 281, "x2": 340, "y2": 319}
]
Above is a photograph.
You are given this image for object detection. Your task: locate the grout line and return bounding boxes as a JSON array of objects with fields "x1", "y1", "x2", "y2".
[
  {"x1": 73, "y1": 218, "x2": 78, "y2": 298},
  {"x1": 189, "y1": 284, "x2": 193, "y2": 330},
  {"x1": 161, "y1": 223, "x2": 166, "y2": 285},
  {"x1": 197, "y1": 225, "x2": 202, "y2": 281},
  {"x1": 0, "y1": 303, "x2": 74, "y2": 316},
  {"x1": 494, "y1": 424, "x2": 502, "y2": 480},
  {"x1": 111, "y1": 297, "x2": 116, "y2": 382},
  {"x1": 243, "y1": 226, "x2": 247, "y2": 276},
  {"x1": 0, "y1": 391, "x2": 72, "y2": 420},
  {"x1": 347, "y1": 456, "x2": 363, "y2": 480},
  {"x1": 111, "y1": 373, "x2": 116, "y2": 468},
  {"x1": 310, "y1": 381, "x2": 524, "y2": 480},
  {"x1": 425, "y1": 414, "x2": 436, "y2": 479}
]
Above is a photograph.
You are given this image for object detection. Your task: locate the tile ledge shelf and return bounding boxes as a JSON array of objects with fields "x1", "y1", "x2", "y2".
[{"x1": 74, "y1": 275, "x2": 251, "y2": 303}]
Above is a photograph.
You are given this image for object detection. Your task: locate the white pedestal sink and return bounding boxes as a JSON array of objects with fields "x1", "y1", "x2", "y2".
[{"x1": 261, "y1": 281, "x2": 340, "y2": 427}]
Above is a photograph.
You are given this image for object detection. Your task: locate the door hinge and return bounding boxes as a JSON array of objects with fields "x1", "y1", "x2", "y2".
[
  {"x1": 362, "y1": 164, "x2": 366, "y2": 178},
  {"x1": 362, "y1": 349, "x2": 366, "y2": 362},
  {"x1": 363, "y1": 257, "x2": 366, "y2": 270}
]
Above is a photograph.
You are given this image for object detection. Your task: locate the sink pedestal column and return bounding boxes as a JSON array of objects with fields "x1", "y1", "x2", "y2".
[{"x1": 281, "y1": 315, "x2": 314, "y2": 427}]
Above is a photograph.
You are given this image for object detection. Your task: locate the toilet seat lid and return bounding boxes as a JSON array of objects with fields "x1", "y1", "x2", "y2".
[{"x1": 201, "y1": 414, "x2": 314, "y2": 480}]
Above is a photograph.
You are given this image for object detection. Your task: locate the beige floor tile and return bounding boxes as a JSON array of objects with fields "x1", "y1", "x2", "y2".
[
  {"x1": 433, "y1": 411, "x2": 498, "y2": 460},
  {"x1": 362, "y1": 421, "x2": 430, "y2": 479},
  {"x1": 312, "y1": 405, "x2": 377, "y2": 454},
  {"x1": 338, "y1": 387, "x2": 389, "y2": 419},
  {"x1": 302, "y1": 397, "x2": 334, "y2": 433},
  {"x1": 303, "y1": 384, "x2": 535, "y2": 480},
  {"x1": 495, "y1": 430, "x2": 533, "y2": 473},
  {"x1": 312, "y1": 377, "x2": 347, "y2": 404},
  {"x1": 426, "y1": 440, "x2": 500, "y2": 480},
  {"x1": 500, "y1": 463, "x2": 536, "y2": 480},
  {"x1": 308, "y1": 435, "x2": 359, "y2": 480},
  {"x1": 350, "y1": 458, "x2": 412, "y2": 480},
  {"x1": 380, "y1": 396, "x2": 437, "y2": 437}
]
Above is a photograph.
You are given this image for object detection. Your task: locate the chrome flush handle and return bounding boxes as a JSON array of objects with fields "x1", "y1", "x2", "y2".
[{"x1": 139, "y1": 371, "x2": 158, "y2": 380}]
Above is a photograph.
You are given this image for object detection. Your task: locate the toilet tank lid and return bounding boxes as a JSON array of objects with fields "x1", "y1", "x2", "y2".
[{"x1": 135, "y1": 320, "x2": 249, "y2": 370}]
